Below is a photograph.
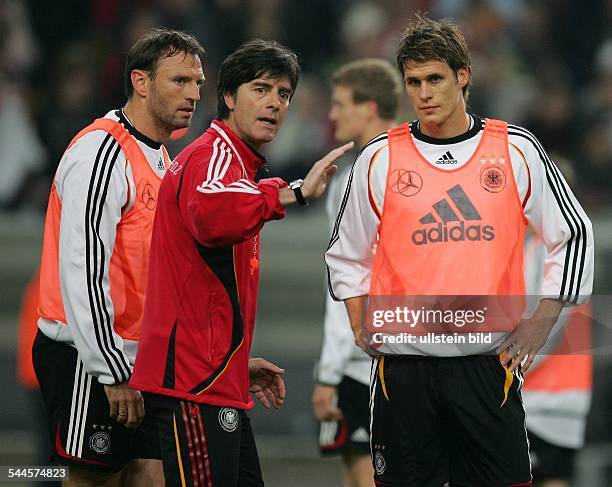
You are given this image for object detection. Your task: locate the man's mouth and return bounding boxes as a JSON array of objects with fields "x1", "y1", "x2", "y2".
[{"x1": 258, "y1": 116, "x2": 277, "y2": 126}]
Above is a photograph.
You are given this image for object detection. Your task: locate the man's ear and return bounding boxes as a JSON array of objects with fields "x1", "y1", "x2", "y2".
[
  {"x1": 457, "y1": 67, "x2": 470, "y2": 90},
  {"x1": 224, "y1": 91, "x2": 236, "y2": 111},
  {"x1": 130, "y1": 69, "x2": 149, "y2": 98},
  {"x1": 365, "y1": 100, "x2": 379, "y2": 119}
]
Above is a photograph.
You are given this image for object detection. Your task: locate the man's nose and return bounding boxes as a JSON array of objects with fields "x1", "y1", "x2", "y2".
[
  {"x1": 267, "y1": 92, "x2": 281, "y2": 110},
  {"x1": 419, "y1": 83, "x2": 431, "y2": 100},
  {"x1": 188, "y1": 83, "x2": 201, "y2": 102}
]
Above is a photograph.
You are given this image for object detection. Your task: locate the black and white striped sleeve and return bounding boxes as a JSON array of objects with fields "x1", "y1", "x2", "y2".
[
  {"x1": 56, "y1": 131, "x2": 132, "y2": 384},
  {"x1": 325, "y1": 135, "x2": 388, "y2": 301},
  {"x1": 509, "y1": 125, "x2": 594, "y2": 304}
]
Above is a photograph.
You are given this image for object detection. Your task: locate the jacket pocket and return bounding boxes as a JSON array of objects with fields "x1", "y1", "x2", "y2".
[{"x1": 208, "y1": 291, "x2": 218, "y2": 362}]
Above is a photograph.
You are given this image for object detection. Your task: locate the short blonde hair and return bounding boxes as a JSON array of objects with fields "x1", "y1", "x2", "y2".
[{"x1": 332, "y1": 58, "x2": 402, "y2": 120}]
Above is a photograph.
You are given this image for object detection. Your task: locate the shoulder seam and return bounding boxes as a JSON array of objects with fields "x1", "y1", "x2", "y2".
[{"x1": 359, "y1": 134, "x2": 388, "y2": 156}]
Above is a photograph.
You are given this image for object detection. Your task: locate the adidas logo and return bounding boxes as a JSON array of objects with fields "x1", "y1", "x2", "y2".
[
  {"x1": 412, "y1": 184, "x2": 494, "y2": 245},
  {"x1": 435, "y1": 151, "x2": 458, "y2": 165},
  {"x1": 157, "y1": 158, "x2": 165, "y2": 171}
]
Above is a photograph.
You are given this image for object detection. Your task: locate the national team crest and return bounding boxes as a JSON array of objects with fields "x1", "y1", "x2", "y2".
[
  {"x1": 479, "y1": 157, "x2": 506, "y2": 193},
  {"x1": 218, "y1": 407, "x2": 239, "y2": 432},
  {"x1": 374, "y1": 451, "x2": 386, "y2": 475},
  {"x1": 89, "y1": 432, "x2": 111, "y2": 454}
]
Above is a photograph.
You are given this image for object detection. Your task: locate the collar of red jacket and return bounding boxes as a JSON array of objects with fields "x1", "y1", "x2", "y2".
[{"x1": 209, "y1": 120, "x2": 268, "y2": 172}]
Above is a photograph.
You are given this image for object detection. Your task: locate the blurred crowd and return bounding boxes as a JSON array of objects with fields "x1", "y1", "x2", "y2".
[{"x1": 0, "y1": 0, "x2": 610, "y2": 212}]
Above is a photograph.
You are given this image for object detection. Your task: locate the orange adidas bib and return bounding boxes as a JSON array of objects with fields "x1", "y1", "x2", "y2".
[
  {"x1": 370, "y1": 119, "x2": 527, "y2": 298},
  {"x1": 39, "y1": 118, "x2": 168, "y2": 340}
]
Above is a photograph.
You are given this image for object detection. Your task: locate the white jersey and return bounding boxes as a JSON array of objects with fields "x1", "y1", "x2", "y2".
[
  {"x1": 316, "y1": 156, "x2": 372, "y2": 387},
  {"x1": 38, "y1": 110, "x2": 167, "y2": 384},
  {"x1": 326, "y1": 115, "x2": 594, "y2": 353},
  {"x1": 522, "y1": 231, "x2": 591, "y2": 449}
]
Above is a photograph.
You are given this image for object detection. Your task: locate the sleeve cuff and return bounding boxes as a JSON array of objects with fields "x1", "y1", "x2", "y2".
[
  {"x1": 314, "y1": 361, "x2": 343, "y2": 385},
  {"x1": 259, "y1": 178, "x2": 288, "y2": 221}
]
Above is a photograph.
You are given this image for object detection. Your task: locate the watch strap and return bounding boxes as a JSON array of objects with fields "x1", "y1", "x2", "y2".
[
  {"x1": 294, "y1": 186, "x2": 308, "y2": 206},
  {"x1": 290, "y1": 179, "x2": 309, "y2": 207}
]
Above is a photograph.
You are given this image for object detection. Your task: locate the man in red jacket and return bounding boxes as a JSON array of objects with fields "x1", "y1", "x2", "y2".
[{"x1": 130, "y1": 39, "x2": 352, "y2": 486}]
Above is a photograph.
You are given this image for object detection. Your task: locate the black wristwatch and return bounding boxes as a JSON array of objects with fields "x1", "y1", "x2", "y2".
[{"x1": 289, "y1": 179, "x2": 309, "y2": 206}]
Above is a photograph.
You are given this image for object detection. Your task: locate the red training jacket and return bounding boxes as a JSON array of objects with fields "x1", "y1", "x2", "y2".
[{"x1": 130, "y1": 120, "x2": 287, "y2": 409}]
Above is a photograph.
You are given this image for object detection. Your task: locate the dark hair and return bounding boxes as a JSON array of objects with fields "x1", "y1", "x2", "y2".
[
  {"x1": 332, "y1": 58, "x2": 402, "y2": 120},
  {"x1": 124, "y1": 28, "x2": 205, "y2": 99},
  {"x1": 396, "y1": 14, "x2": 471, "y2": 98},
  {"x1": 217, "y1": 39, "x2": 300, "y2": 120}
]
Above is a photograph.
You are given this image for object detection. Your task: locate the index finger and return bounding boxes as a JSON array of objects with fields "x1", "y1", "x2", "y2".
[
  {"x1": 257, "y1": 359, "x2": 285, "y2": 375},
  {"x1": 320, "y1": 142, "x2": 355, "y2": 166},
  {"x1": 273, "y1": 374, "x2": 286, "y2": 401},
  {"x1": 496, "y1": 332, "x2": 517, "y2": 356}
]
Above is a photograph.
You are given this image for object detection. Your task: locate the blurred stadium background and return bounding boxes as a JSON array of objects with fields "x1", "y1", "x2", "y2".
[{"x1": 0, "y1": 0, "x2": 611, "y2": 485}]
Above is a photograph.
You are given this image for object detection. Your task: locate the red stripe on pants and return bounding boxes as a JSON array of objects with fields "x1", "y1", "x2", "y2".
[{"x1": 180, "y1": 401, "x2": 202, "y2": 486}]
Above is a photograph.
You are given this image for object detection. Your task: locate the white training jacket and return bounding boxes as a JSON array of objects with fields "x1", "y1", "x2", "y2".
[
  {"x1": 316, "y1": 157, "x2": 372, "y2": 387},
  {"x1": 38, "y1": 110, "x2": 167, "y2": 385}
]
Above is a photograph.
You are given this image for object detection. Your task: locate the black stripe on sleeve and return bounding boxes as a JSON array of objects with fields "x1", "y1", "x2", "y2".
[
  {"x1": 328, "y1": 134, "x2": 387, "y2": 249},
  {"x1": 326, "y1": 265, "x2": 341, "y2": 302},
  {"x1": 95, "y1": 142, "x2": 132, "y2": 375},
  {"x1": 326, "y1": 134, "x2": 387, "y2": 301},
  {"x1": 509, "y1": 125, "x2": 587, "y2": 303},
  {"x1": 85, "y1": 135, "x2": 132, "y2": 382}
]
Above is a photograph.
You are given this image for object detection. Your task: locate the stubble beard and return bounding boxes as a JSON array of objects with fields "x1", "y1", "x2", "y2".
[
  {"x1": 156, "y1": 102, "x2": 189, "y2": 133},
  {"x1": 150, "y1": 91, "x2": 191, "y2": 134}
]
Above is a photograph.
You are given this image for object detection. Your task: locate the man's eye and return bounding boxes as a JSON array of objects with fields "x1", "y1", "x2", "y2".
[
  {"x1": 280, "y1": 92, "x2": 290, "y2": 101},
  {"x1": 175, "y1": 79, "x2": 185, "y2": 85}
]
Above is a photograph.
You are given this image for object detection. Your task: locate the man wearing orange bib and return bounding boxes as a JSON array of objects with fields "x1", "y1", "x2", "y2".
[
  {"x1": 33, "y1": 30, "x2": 205, "y2": 486},
  {"x1": 326, "y1": 15, "x2": 594, "y2": 487}
]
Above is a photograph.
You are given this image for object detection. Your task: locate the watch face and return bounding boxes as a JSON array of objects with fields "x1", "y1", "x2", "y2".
[{"x1": 289, "y1": 179, "x2": 303, "y2": 190}]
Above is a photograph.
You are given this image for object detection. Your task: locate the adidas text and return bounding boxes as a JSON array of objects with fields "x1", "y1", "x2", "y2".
[{"x1": 412, "y1": 221, "x2": 495, "y2": 245}]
